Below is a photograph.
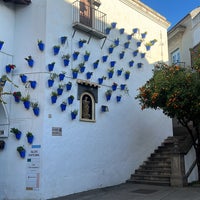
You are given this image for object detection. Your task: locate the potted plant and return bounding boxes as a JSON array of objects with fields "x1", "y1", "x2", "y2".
[
  {"x1": 0, "y1": 75, "x2": 8, "y2": 87},
  {"x1": 145, "y1": 42, "x2": 152, "y2": 51},
  {"x1": 108, "y1": 68, "x2": 114, "y2": 79},
  {"x1": 58, "y1": 72, "x2": 66, "y2": 81},
  {"x1": 108, "y1": 44, "x2": 115, "y2": 54},
  {"x1": 31, "y1": 102, "x2": 40, "y2": 116},
  {"x1": 105, "y1": 26, "x2": 112, "y2": 34},
  {"x1": 116, "y1": 95, "x2": 122, "y2": 102},
  {"x1": 68, "y1": 95, "x2": 74, "y2": 105},
  {"x1": 120, "y1": 84, "x2": 127, "y2": 90},
  {"x1": 29, "y1": 80, "x2": 37, "y2": 89},
  {"x1": 10, "y1": 128, "x2": 22, "y2": 140},
  {"x1": 20, "y1": 74, "x2": 27, "y2": 83},
  {"x1": 53, "y1": 45, "x2": 60, "y2": 55},
  {"x1": 0, "y1": 40, "x2": 4, "y2": 50},
  {"x1": 72, "y1": 51, "x2": 79, "y2": 60},
  {"x1": 105, "y1": 90, "x2": 112, "y2": 101},
  {"x1": 112, "y1": 82, "x2": 118, "y2": 91},
  {"x1": 117, "y1": 68, "x2": 123, "y2": 76},
  {"x1": 141, "y1": 53, "x2": 146, "y2": 58},
  {"x1": 111, "y1": 22, "x2": 117, "y2": 28},
  {"x1": 98, "y1": 76, "x2": 106, "y2": 85},
  {"x1": 26, "y1": 132, "x2": 34, "y2": 144},
  {"x1": 25, "y1": 56, "x2": 34, "y2": 67},
  {"x1": 93, "y1": 60, "x2": 99, "y2": 69},
  {"x1": 5, "y1": 64, "x2": 16, "y2": 73},
  {"x1": 129, "y1": 60, "x2": 134, "y2": 67},
  {"x1": 37, "y1": 40, "x2": 45, "y2": 51},
  {"x1": 79, "y1": 62, "x2": 86, "y2": 73},
  {"x1": 84, "y1": 51, "x2": 90, "y2": 61},
  {"x1": 141, "y1": 31, "x2": 147, "y2": 39},
  {"x1": 101, "y1": 105, "x2": 109, "y2": 112},
  {"x1": 78, "y1": 39, "x2": 87, "y2": 48},
  {"x1": 132, "y1": 28, "x2": 138, "y2": 34},
  {"x1": 62, "y1": 54, "x2": 70, "y2": 66},
  {"x1": 21, "y1": 94, "x2": 31, "y2": 109},
  {"x1": 71, "y1": 109, "x2": 78, "y2": 120},
  {"x1": 86, "y1": 72, "x2": 93, "y2": 79},
  {"x1": 133, "y1": 50, "x2": 139, "y2": 57},
  {"x1": 127, "y1": 34, "x2": 133, "y2": 40},
  {"x1": 124, "y1": 41, "x2": 130, "y2": 49},
  {"x1": 51, "y1": 91, "x2": 58, "y2": 104},
  {"x1": 137, "y1": 62, "x2": 143, "y2": 68},
  {"x1": 150, "y1": 39, "x2": 157, "y2": 45},
  {"x1": 110, "y1": 61, "x2": 116, "y2": 67},
  {"x1": 125, "y1": 70, "x2": 130, "y2": 80},
  {"x1": 102, "y1": 55, "x2": 108, "y2": 62},
  {"x1": 66, "y1": 81, "x2": 72, "y2": 91},
  {"x1": 48, "y1": 62, "x2": 55, "y2": 72},
  {"x1": 17, "y1": 146, "x2": 26, "y2": 158},
  {"x1": 119, "y1": 28, "x2": 125, "y2": 34},
  {"x1": 136, "y1": 40, "x2": 142, "y2": 47},
  {"x1": 71, "y1": 68, "x2": 79, "y2": 79},
  {"x1": 114, "y1": 38, "x2": 119, "y2": 46},
  {"x1": 60, "y1": 101, "x2": 67, "y2": 111},
  {"x1": 60, "y1": 36, "x2": 67, "y2": 45},
  {"x1": 57, "y1": 84, "x2": 64, "y2": 96},
  {"x1": 13, "y1": 91, "x2": 22, "y2": 103},
  {"x1": 119, "y1": 51, "x2": 125, "y2": 59},
  {"x1": 47, "y1": 73, "x2": 57, "y2": 87}
]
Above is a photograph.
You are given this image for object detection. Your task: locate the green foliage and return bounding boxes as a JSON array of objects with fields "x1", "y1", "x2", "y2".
[{"x1": 135, "y1": 62, "x2": 200, "y2": 125}]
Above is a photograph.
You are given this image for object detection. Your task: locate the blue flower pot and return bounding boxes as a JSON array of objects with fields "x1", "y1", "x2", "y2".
[
  {"x1": 80, "y1": 66, "x2": 85, "y2": 73},
  {"x1": 48, "y1": 63, "x2": 54, "y2": 71},
  {"x1": 30, "y1": 81, "x2": 37, "y2": 89},
  {"x1": 137, "y1": 63, "x2": 143, "y2": 68},
  {"x1": 48, "y1": 79, "x2": 54, "y2": 87},
  {"x1": 98, "y1": 78, "x2": 103, "y2": 85},
  {"x1": 125, "y1": 73, "x2": 130, "y2": 80},
  {"x1": 93, "y1": 62, "x2": 99, "y2": 69},
  {"x1": 102, "y1": 55, "x2": 108, "y2": 62},
  {"x1": 117, "y1": 70, "x2": 122, "y2": 76},
  {"x1": 38, "y1": 42, "x2": 45, "y2": 51},
  {"x1": 105, "y1": 28, "x2": 111, "y2": 35},
  {"x1": 66, "y1": 84, "x2": 72, "y2": 91},
  {"x1": 73, "y1": 53, "x2": 79, "y2": 60},
  {"x1": 106, "y1": 94, "x2": 111, "y2": 101},
  {"x1": 60, "y1": 36, "x2": 67, "y2": 45},
  {"x1": 5, "y1": 65, "x2": 11, "y2": 73},
  {"x1": 111, "y1": 22, "x2": 117, "y2": 28},
  {"x1": 119, "y1": 28, "x2": 125, "y2": 34},
  {"x1": 78, "y1": 41, "x2": 84, "y2": 48},
  {"x1": 14, "y1": 96, "x2": 20, "y2": 103},
  {"x1": 120, "y1": 84, "x2": 126, "y2": 90},
  {"x1": 133, "y1": 28, "x2": 138, "y2": 33},
  {"x1": 72, "y1": 71, "x2": 78, "y2": 79},
  {"x1": 112, "y1": 85, "x2": 117, "y2": 91},
  {"x1": 116, "y1": 96, "x2": 121, "y2": 102},
  {"x1": 59, "y1": 74, "x2": 65, "y2": 81},
  {"x1": 127, "y1": 35, "x2": 132, "y2": 40},
  {"x1": 141, "y1": 33, "x2": 147, "y2": 39},
  {"x1": 27, "y1": 59, "x2": 34, "y2": 67},
  {"x1": 114, "y1": 39, "x2": 119, "y2": 46},
  {"x1": 15, "y1": 132, "x2": 22, "y2": 140},
  {"x1": 20, "y1": 75, "x2": 27, "y2": 83},
  {"x1": 33, "y1": 107, "x2": 40, "y2": 116},
  {"x1": 86, "y1": 72, "x2": 92, "y2": 79},
  {"x1": 146, "y1": 46, "x2": 151, "y2": 51},
  {"x1": 141, "y1": 53, "x2": 145, "y2": 58},
  {"x1": 0, "y1": 41, "x2": 4, "y2": 50},
  {"x1": 124, "y1": 42, "x2": 129, "y2": 49},
  {"x1": 110, "y1": 61, "x2": 116, "y2": 67},
  {"x1": 19, "y1": 150, "x2": 26, "y2": 158},
  {"x1": 71, "y1": 112, "x2": 77, "y2": 120},
  {"x1": 63, "y1": 59, "x2": 70, "y2": 67},
  {"x1": 109, "y1": 47, "x2": 114, "y2": 54},
  {"x1": 108, "y1": 72, "x2": 113, "y2": 79},
  {"x1": 129, "y1": 61, "x2": 134, "y2": 67},
  {"x1": 133, "y1": 51, "x2": 138, "y2": 57},
  {"x1": 68, "y1": 97, "x2": 74, "y2": 105},
  {"x1": 57, "y1": 88, "x2": 63, "y2": 96},
  {"x1": 53, "y1": 46, "x2": 60, "y2": 55},
  {"x1": 23, "y1": 101, "x2": 30, "y2": 110},
  {"x1": 84, "y1": 55, "x2": 89, "y2": 62},
  {"x1": 27, "y1": 135, "x2": 34, "y2": 144},
  {"x1": 60, "y1": 103, "x2": 67, "y2": 111},
  {"x1": 119, "y1": 52, "x2": 125, "y2": 59},
  {"x1": 51, "y1": 96, "x2": 57, "y2": 104},
  {"x1": 137, "y1": 42, "x2": 141, "y2": 47}
]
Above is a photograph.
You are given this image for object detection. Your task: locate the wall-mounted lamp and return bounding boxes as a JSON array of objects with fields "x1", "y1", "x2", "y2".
[{"x1": 101, "y1": 105, "x2": 109, "y2": 112}]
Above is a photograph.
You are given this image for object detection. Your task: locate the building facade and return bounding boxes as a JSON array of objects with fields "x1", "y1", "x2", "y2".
[{"x1": 0, "y1": 0, "x2": 171, "y2": 199}]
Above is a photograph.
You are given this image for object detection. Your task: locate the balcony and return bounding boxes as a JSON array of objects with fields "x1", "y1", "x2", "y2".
[
  {"x1": 72, "y1": 0, "x2": 107, "y2": 39},
  {"x1": 3, "y1": 0, "x2": 31, "y2": 5}
]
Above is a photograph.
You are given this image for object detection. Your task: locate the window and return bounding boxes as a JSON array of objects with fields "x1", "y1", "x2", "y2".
[
  {"x1": 171, "y1": 49, "x2": 180, "y2": 64},
  {"x1": 80, "y1": 92, "x2": 95, "y2": 122}
]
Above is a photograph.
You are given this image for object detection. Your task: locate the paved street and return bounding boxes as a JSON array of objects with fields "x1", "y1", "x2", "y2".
[{"x1": 50, "y1": 183, "x2": 200, "y2": 200}]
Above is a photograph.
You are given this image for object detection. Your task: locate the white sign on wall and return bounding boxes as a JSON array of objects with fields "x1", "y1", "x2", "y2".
[{"x1": 26, "y1": 145, "x2": 41, "y2": 191}]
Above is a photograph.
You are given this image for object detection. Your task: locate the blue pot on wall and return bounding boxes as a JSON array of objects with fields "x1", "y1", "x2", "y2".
[
  {"x1": 48, "y1": 79, "x2": 54, "y2": 87},
  {"x1": 57, "y1": 88, "x2": 63, "y2": 96},
  {"x1": 66, "y1": 83, "x2": 72, "y2": 91},
  {"x1": 98, "y1": 78, "x2": 103, "y2": 85},
  {"x1": 15, "y1": 132, "x2": 22, "y2": 140},
  {"x1": 116, "y1": 96, "x2": 122, "y2": 102},
  {"x1": 71, "y1": 112, "x2": 77, "y2": 120},
  {"x1": 63, "y1": 59, "x2": 70, "y2": 67},
  {"x1": 110, "y1": 61, "x2": 116, "y2": 67},
  {"x1": 53, "y1": 46, "x2": 60, "y2": 55},
  {"x1": 60, "y1": 36, "x2": 67, "y2": 45},
  {"x1": 51, "y1": 96, "x2": 57, "y2": 104},
  {"x1": 114, "y1": 39, "x2": 119, "y2": 46},
  {"x1": 48, "y1": 63, "x2": 55, "y2": 71},
  {"x1": 38, "y1": 42, "x2": 45, "y2": 51},
  {"x1": 111, "y1": 22, "x2": 117, "y2": 28},
  {"x1": 68, "y1": 97, "x2": 74, "y2": 105},
  {"x1": 5, "y1": 65, "x2": 11, "y2": 73},
  {"x1": 119, "y1": 28, "x2": 125, "y2": 34},
  {"x1": 33, "y1": 107, "x2": 40, "y2": 116},
  {"x1": 59, "y1": 73, "x2": 65, "y2": 81},
  {"x1": 20, "y1": 74, "x2": 27, "y2": 83},
  {"x1": 80, "y1": 66, "x2": 85, "y2": 73},
  {"x1": 108, "y1": 72, "x2": 113, "y2": 79},
  {"x1": 105, "y1": 28, "x2": 111, "y2": 35},
  {"x1": 60, "y1": 103, "x2": 67, "y2": 112},
  {"x1": 30, "y1": 81, "x2": 37, "y2": 89},
  {"x1": 19, "y1": 150, "x2": 26, "y2": 158},
  {"x1": 129, "y1": 60, "x2": 134, "y2": 67},
  {"x1": 102, "y1": 55, "x2": 108, "y2": 62},
  {"x1": 0, "y1": 41, "x2": 4, "y2": 50},
  {"x1": 119, "y1": 52, "x2": 125, "y2": 59},
  {"x1": 117, "y1": 70, "x2": 122, "y2": 76},
  {"x1": 72, "y1": 71, "x2": 78, "y2": 79},
  {"x1": 23, "y1": 101, "x2": 30, "y2": 110},
  {"x1": 27, "y1": 59, "x2": 34, "y2": 67},
  {"x1": 27, "y1": 135, "x2": 34, "y2": 144},
  {"x1": 84, "y1": 54, "x2": 90, "y2": 62}
]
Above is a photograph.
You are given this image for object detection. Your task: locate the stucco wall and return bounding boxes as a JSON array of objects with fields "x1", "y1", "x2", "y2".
[{"x1": 0, "y1": 0, "x2": 172, "y2": 199}]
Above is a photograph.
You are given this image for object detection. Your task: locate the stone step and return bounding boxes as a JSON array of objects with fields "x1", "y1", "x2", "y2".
[
  {"x1": 143, "y1": 160, "x2": 171, "y2": 167},
  {"x1": 148, "y1": 156, "x2": 171, "y2": 162},
  {"x1": 139, "y1": 165, "x2": 171, "y2": 171},
  {"x1": 127, "y1": 179, "x2": 170, "y2": 186},
  {"x1": 131, "y1": 174, "x2": 170, "y2": 182},
  {"x1": 135, "y1": 169, "x2": 171, "y2": 176}
]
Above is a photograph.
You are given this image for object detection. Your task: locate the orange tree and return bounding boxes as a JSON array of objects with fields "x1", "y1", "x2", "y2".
[{"x1": 135, "y1": 62, "x2": 200, "y2": 181}]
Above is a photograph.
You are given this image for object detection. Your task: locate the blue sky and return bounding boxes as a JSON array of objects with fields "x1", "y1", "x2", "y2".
[{"x1": 140, "y1": 0, "x2": 200, "y2": 29}]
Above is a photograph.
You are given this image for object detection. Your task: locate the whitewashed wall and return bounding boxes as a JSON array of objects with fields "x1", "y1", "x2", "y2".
[{"x1": 0, "y1": 0, "x2": 172, "y2": 199}]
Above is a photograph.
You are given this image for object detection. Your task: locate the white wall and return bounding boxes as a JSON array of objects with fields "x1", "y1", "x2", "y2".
[{"x1": 0, "y1": 0, "x2": 172, "y2": 199}]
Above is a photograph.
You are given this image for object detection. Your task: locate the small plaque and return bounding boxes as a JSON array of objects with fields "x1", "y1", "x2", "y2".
[{"x1": 52, "y1": 127, "x2": 62, "y2": 136}]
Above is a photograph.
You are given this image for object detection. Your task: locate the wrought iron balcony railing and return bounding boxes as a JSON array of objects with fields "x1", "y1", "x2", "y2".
[{"x1": 72, "y1": 0, "x2": 107, "y2": 39}]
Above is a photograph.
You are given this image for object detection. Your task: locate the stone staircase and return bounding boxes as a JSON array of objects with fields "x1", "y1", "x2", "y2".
[{"x1": 127, "y1": 136, "x2": 185, "y2": 186}]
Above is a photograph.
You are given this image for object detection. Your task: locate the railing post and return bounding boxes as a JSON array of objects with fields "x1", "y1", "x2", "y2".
[{"x1": 170, "y1": 138, "x2": 187, "y2": 186}]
